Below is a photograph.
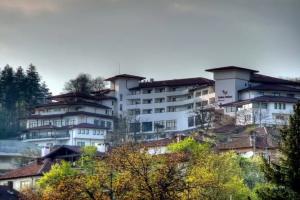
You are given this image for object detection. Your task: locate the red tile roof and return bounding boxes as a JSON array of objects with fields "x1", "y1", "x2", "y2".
[{"x1": 0, "y1": 159, "x2": 53, "y2": 180}]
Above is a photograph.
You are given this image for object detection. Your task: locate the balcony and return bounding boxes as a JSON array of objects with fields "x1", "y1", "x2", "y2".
[{"x1": 22, "y1": 132, "x2": 70, "y2": 140}]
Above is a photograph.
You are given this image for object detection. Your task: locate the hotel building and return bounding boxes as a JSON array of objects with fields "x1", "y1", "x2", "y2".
[
  {"x1": 21, "y1": 93, "x2": 114, "y2": 148},
  {"x1": 21, "y1": 66, "x2": 300, "y2": 145}
]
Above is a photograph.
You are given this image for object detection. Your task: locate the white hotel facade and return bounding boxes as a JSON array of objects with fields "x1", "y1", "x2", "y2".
[{"x1": 22, "y1": 66, "x2": 300, "y2": 146}]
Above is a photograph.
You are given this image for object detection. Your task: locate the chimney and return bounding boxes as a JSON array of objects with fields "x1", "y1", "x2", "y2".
[
  {"x1": 41, "y1": 146, "x2": 50, "y2": 157},
  {"x1": 36, "y1": 158, "x2": 43, "y2": 165},
  {"x1": 7, "y1": 181, "x2": 13, "y2": 191}
]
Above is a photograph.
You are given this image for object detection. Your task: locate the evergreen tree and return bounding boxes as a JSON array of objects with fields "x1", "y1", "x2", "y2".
[
  {"x1": 0, "y1": 64, "x2": 50, "y2": 139},
  {"x1": 257, "y1": 102, "x2": 300, "y2": 199}
]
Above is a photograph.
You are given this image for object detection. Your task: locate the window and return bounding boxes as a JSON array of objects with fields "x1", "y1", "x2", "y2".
[
  {"x1": 101, "y1": 120, "x2": 105, "y2": 127},
  {"x1": 77, "y1": 141, "x2": 85, "y2": 147},
  {"x1": 154, "y1": 121, "x2": 164, "y2": 129},
  {"x1": 107, "y1": 121, "x2": 112, "y2": 129},
  {"x1": 142, "y1": 109, "x2": 152, "y2": 114},
  {"x1": 142, "y1": 99, "x2": 152, "y2": 104},
  {"x1": 130, "y1": 122, "x2": 140, "y2": 132},
  {"x1": 275, "y1": 103, "x2": 286, "y2": 110},
  {"x1": 143, "y1": 89, "x2": 152, "y2": 94},
  {"x1": 202, "y1": 90, "x2": 208, "y2": 95},
  {"x1": 94, "y1": 119, "x2": 100, "y2": 125},
  {"x1": 155, "y1": 108, "x2": 165, "y2": 113},
  {"x1": 273, "y1": 92, "x2": 280, "y2": 96},
  {"x1": 155, "y1": 88, "x2": 165, "y2": 93},
  {"x1": 142, "y1": 122, "x2": 153, "y2": 132},
  {"x1": 261, "y1": 103, "x2": 268, "y2": 109},
  {"x1": 20, "y1": 180, "x2": 30, "y2": 190},
  {"x1": 112, "y1": 101, "x2": 114, "y2": 106},
  {"x1": 167, "y1": 107, "x2": 176, "y2": 112},
  {"x1": 202, "y1": 100, "x2": 208, "y2": 106},
  {"x1": 119, "y1": 94, "x2": 123, "y2": 101},
  {"x1": 188, "y1": 117, "x2": 195, "y2": 127},
  {"x1": 195, "y1": 92, "x2": 201, "y2": 97},
  {"x1": 166, "y1": 120, "x2": 176, "y2": 130},
  {"x1": 287, "y1": 94, "x2": 295, "y2": 98},
  {"x1": 187, "y1": 104, "x2": 193, "y2": 109},
  {"x1": 209, "y1": 97, "x2": 215, "y2": 104},
  {"x1": 225, "y1": 106, "x2": 236, "y2": 112},
  {"x1": 155, "y1": 98, "x2": 165, "y2": 103},
  {"x1": 120, "y1": 104, "x2": 123, "y2": 111}
]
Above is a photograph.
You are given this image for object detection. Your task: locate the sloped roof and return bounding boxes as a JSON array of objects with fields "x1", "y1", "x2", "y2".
[
  {"x1": 0, "y1": 159, "x2": 53, "y2": 180},
  {"x1": 105, "y1": 74, "x2": 146, "y2": 81},
  {"x1": 250, "y1": 74, "x2": 300, "y2": 86},
  {"x1": 221, "y1": 95, "x2": 299, "y2": 107},
  {"x1": 130, "y1": 77, "x2": 214, "y2": 89},
  {"x1": 239, "y1": 84, "x2": 300, "y2": 92},
  {"x1": 217, "y1": 134, "x2": 278, "y2": 150},
  {"x1": 49, "y1": 92, "x2": 99, "y2": 100},
  {"x1": 26, "y1": 111, "x2": 114, "y2": 120},
  {"x1": 35, "y1": 100, "x2": 110, "y2": 109},
  {"x1": 206, "y1": 66, "x2": 259, "y2": 73}
]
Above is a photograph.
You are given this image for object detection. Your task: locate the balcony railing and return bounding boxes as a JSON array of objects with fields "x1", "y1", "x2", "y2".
[{"x1": 23, "y1": 132, "x2": 70, "y2": 140}]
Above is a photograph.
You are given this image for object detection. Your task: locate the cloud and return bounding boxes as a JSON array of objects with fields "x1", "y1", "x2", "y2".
[
  {"x1": 171, "y1": 2, "x2": 196, "y2": 13},
  {"x1": 0, "y1": 0, "x2": 60, "y2": 16}
]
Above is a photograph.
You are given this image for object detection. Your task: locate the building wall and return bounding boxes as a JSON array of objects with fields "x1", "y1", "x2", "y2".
[{"x1": 0, "y1": 176, "x2": 40, "y2": 191}]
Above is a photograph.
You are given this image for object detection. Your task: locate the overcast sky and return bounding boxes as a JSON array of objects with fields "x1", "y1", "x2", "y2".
[{"x1": 0, "y1": 0, "x2": 300, "y2": 94}]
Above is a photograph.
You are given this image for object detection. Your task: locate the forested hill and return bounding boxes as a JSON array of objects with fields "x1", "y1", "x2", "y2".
[{"x1": 0, "y1": 64, "x2": 51, "y2": 139}]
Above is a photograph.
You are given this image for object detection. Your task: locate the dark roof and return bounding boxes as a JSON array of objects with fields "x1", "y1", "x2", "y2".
[
  {"x1": 27, "y1": 123, "x2": 110, "y2": 131},
  {"x1": 35, "y1": 100, "x2": 110, "y2": 109},
  {"x1": 239, "y1": 84, "x2": 300, "y2": 93},
  {"x1": 91, "y1": 89, "x2": 114, "y2": 95},
  {"x1": 206, "y1": 66, "x2": 259, "y2": 73},
  {"x1": 0, "y1": 186, "x2": 19, "y2": 200},
  {"x1": 217, "y1": 134, "x2": 277, "y2": 150},
  {"x1": 105, "y1": 74, "x2": 146, "y2": 81},
  {"x1": 250, "y1": 74, "x2": 300, "y2": 86},
  {"x1": 49, "y1": 92, "x2": 99, "y2": 100},
  {"x1": 0, "y1": 159, "x2": 53, "y2": 180},
  {"x1": 130, "y1": 77, "x2": 214, "y2": 89},
  {"x1": 43, "y1": 145, "x2": 106, "y2": 159},
  {"x1": 221, "y1": 95, "x2": 299, "y2": 107},
  {"x1": 27, "y1": 111, "x2": 114, "y2": 120}
]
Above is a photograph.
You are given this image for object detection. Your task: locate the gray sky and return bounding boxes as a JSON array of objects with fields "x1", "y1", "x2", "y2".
[{"x1": 0, "y1": 0, "x2": 300, "y2": 94}]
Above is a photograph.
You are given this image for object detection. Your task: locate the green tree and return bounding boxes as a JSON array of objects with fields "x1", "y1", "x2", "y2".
[
  {"x1": 257, "y1": 102, "x2": 300, "y2": 199},
  {"x1": 168, "y1": 138, "x2": 252, "y2": 200}
]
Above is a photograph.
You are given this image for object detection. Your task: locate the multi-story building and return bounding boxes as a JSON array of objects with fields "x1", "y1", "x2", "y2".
[
  {"x1": 206, "y1": 66, "x2": 300, "y2": 126},
  {"x1": 21, "y1": 92, "x2": 114, "y2": 148},
  {"x1": 21, "y1": 66, "x2": 300, "y2": 145},
  {"x1": 99, "y1": 74, "x2": 215, "y2": 140}
]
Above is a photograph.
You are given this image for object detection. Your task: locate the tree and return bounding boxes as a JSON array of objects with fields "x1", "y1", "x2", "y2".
[
  {"x1": 256, "y1": 102, "x2": 300, "y2": 199},
  {"x1": 168, "y1": 138, "x2": 253, "y2": 200},
  {"x1": 64, "y1": 73, "x2": 105, "y2": 94},
  {"x1": 0, "y1": 64, "x2": 50, "y2": 139}
]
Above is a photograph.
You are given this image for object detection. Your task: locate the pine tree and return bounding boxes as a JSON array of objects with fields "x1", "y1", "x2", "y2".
[{"x1": 258, "y1": 102, "x2": 300, "y2": 199}]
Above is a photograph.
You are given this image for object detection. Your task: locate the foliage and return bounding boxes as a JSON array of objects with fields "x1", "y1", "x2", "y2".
[
  {"x1": 38, "y1": 161, "x2": 78, "y2": 189},
  {"x1": 64, "y1": 73, "x2": 105, "y2": 94},
  {"x1": 0, "y1": 64, "x2": 50, "y2": 139},
  {"x1": 239, "y1": 156, "x2": 265, "y2": 189},
  {"x1": 169, "y1": 138, "x2": 253, "y2": 200},
  {"x1": 257, "y1": 102, "x2": 300, "y2": 199}
]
